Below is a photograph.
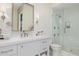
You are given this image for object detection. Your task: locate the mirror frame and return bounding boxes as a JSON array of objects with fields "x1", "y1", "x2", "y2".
[{"x1": 12, "y1": 3, "x2": 34, "y2": 32}]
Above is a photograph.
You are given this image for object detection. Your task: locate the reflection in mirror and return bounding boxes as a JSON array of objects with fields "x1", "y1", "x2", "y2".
[
  {"x1": 18, "y1": 9, "x2": 23, "y2": 31},
  {"x1": 12, "y1": 3, "x2": 34, "y2": 32}
]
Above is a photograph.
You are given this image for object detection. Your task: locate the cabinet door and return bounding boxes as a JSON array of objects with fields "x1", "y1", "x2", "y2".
[
  {"x1": 0, "y1": 45, "x2": 18, "y2": 56},
  {"x1": 40, "y1": 39, "x2": 49, "y2": 50},
  {"x1": 39, "y1": 39, "x2": 49, "y2": 56},
  {"x1": 18, "y1": 39, "x2": 50, "y2": 56},
  {"x1": 19, "y1": 41, "x2": 40, "y2": 56}
]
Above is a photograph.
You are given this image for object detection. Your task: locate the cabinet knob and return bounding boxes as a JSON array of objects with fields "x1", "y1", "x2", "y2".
[
  {"x1": 21, "y1": 46, "x2": 23, "y2": 48},
  {"x1": 42, "y1": 41, "x2": 47, "y2": 43},
  {"x1": 42, "y1": 48, "x2": 47, "y2": 50}
]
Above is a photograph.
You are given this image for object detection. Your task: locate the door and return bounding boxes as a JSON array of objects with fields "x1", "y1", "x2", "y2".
[
  {"x1": 19, "y1": 41, "x2": 40, "y2": 56},
  {"x1": 53, "y1": 9, "x2": 64, "y2": 45}
]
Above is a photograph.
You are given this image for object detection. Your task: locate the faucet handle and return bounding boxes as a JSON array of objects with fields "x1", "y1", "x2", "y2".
[
  {"x1": 36, "y1": 30, "x2": 44, "y2": 36},
  {"x1": 22, "y1": 30, "x2": 28, "y2": 37}
]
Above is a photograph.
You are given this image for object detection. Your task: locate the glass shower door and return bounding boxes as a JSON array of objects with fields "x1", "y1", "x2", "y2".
[{"x1": 53, "y1": 9, "x2": 64, "y2": 47}]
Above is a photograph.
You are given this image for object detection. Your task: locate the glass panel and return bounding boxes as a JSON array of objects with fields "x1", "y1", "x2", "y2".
[{"x1": 53, "y1": 4, "x2": 79, "y2": 55}]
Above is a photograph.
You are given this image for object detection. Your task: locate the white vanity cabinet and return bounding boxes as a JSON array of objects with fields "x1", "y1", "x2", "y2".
[
  {"x1": 0, "y1": 38, "x2": 50, "y2": 56},
  {"x1": 18, "y1": 38, "x2": 49, "y2": 56},
  {"x1": 0, "y1": 45, "x2": 18, "y2": 56},
  {"x1": 18, "y1": 41, "x2": 40, "y2": 56}
]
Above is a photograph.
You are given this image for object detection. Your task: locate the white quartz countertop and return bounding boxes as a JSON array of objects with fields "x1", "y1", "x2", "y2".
[{"x1": 0, "y1": 36, "x2": 51, "y2": 47}]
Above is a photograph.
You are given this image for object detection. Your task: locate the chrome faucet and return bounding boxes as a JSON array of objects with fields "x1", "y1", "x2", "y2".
[
  {"x1": 36, "y1": 30, "x2": 43, "y2": 36},
  {"x1": 21, "y1": 31, "x2": 28, "y2": 37}
]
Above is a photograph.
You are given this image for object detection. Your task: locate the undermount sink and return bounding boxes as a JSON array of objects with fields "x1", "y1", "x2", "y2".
[{"x1": 0, "y1": 37, "x2": 10, "y2": 41}]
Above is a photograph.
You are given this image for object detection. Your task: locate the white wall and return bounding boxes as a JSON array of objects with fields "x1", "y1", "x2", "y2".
[{"x1": 34, "y1": 3, "x2": 53, "y2": 38}]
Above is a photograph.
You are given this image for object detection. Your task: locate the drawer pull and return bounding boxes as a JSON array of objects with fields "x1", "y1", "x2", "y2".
[
  {"x1": 21, "y1": 46, "x2": 23, "y2": 48},
  {"x1": 42, "y1": 41, "x2": 47, "y2": 43},
  {"x1": 1, "y1": 49, "x2": 13, "y2": 54},
  {"x1": 42, "y1": 48, "x2": 47, "y2": 50}
]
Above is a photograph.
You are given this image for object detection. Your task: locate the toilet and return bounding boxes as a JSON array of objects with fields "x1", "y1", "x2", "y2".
[{"x1": 51, "y1": 44, "x2": 62, "y2": 56}]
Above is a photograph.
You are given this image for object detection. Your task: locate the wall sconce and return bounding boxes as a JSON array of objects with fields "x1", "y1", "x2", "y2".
[
  {"x1": 1, "y1": 12, "x2": 5, "y2": 22},
  {"x1": 35, "y1": 13, "x2": 40, "y2": 24},
  {"x1": 0, "y1": 5, "x2": 7, "y2": 22}
]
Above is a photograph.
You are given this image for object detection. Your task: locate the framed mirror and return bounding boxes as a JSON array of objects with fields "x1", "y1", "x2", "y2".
[{"x1": 12, "y1": 3, "x2": 34, "y2": 32}]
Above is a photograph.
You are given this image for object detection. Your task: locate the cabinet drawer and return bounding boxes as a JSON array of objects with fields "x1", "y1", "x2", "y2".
[
  {"x1": 40, "y1": 39, "x2": 49, "y2": 52},
  {"x1": 41, "y1": 39, "x2": 49, "y2": 47},
  {"x1": 0, "y1": 45, "x2": 18, "y2": 56}
]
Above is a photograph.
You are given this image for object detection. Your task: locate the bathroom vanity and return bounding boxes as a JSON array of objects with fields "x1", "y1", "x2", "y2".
[
  {"x1": 0, "y1": 3, "x2": 52, "y2": 56},
  {"x1": 0, "y1": 36, "x2": 51, "y2": 56}
]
